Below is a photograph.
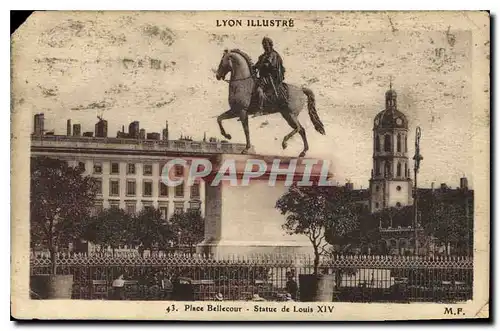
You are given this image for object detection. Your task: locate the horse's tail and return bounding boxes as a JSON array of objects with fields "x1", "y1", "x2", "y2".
[{"x1": 302, "y1": 87, "x2": 325, "y2": 135}]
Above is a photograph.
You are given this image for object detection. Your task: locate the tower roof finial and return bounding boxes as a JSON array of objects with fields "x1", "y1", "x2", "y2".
[{"x1": 389, "y1": 75, "x2": 393, "y2": 90}]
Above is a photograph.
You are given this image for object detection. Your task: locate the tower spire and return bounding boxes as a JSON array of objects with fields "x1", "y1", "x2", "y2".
[{"x1": 389, "y1": 75, "x2": 393, "y2": 90}]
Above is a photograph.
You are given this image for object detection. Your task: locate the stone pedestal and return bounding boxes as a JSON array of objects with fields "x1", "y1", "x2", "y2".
[{"x1": 196, "y1": 154, "x2": 331, "y2": 258}]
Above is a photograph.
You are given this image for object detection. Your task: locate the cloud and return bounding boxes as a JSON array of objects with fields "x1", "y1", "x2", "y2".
[
  {"x1": 105, "y1": 84, "x2": 130, "y2": 95},
  {"x1": 150, "y1": 96, "x2": 176, "y2": 108},
  {"x1": 142, "y1": 24, "x2": 175, "y2": 46},
  {"x1": 38, "y1": 20, "x2": 87, "y2": 48},
  {"x1": 209, "y1": 33, "x2": 231, "y2": 46},
  {"x1": 71, "y1": 101, "x2": 113, "y2": 111},
  {"x1": 37, "y1": 84, "x2": 58, "y2": 97},
  {"x1": 34, "y1": 57, "x2": 78, "y2": 74},
  {"x1": 38, "y1": 19, "x2": 126, "y2": 49}
]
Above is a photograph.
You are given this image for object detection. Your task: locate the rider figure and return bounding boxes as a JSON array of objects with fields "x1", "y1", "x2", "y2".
[{"x1": 253, "y1": 37, "x2": 286, "y2": 115}]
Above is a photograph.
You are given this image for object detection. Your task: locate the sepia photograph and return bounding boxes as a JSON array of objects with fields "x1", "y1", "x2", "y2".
[{"x1": 10, "y1": 10, "x2": 490, "y2": 321}]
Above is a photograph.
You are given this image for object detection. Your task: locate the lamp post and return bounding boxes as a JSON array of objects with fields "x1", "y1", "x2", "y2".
[{"x1": 412, "y1": 127, "x2": 423, "y2": 255}]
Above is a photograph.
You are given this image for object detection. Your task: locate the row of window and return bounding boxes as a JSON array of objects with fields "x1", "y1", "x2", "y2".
[
  {"x1": 88, "y1": 162, "x2": 184, "y2": 176},
  {"x1": 375, "y1": 134, "x2": 408, "y2": 153},
  {"x1": 94, "y1": 179, "x2": 200, "y2": 198},
  {"x1": 374, "y1": 161, "x2": 409, "y2": 178},
  {"x1": 93, "y1": 201, "x2": 201, "y2": 217}
]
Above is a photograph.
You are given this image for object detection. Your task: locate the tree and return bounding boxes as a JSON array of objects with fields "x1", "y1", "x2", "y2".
[
  {"x1": 327, "y1": 208, "x2": 381, "y2": 254},
  {"x1": 424, "y1": 202, "x2": 470, "y2": 255},
  {"x1": 373, "y1": 206, "x2": 414, "y2": 229},
  {"x1": 30, "y1": 157, "x2": 98, "y2": 274},
  {"x1": 275, "y1": 185, "x2": 362, "y2": 275},
  {"x1": 169, "y1": 209, "x2": 205, "y2": 255},
  {"x1": 83, "y1": 207, "x2": 133, "y2": 255},
  {"x1": 131, "y1": 207, "x2": 173, "y2": 257}
]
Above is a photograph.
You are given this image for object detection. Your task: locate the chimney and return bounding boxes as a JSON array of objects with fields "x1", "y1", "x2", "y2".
[
  {"x1": 345, "y1": 182, "x2": 354, "y2": 191},
  {"x1": 66, "y1": 119, "x2": 72, "y2": 136},
  {"x1": 73, "y1": 124, "x2": 81, "y2": 136},
  {"x1": 139, "y1": 128, "x2": 146, "y2": 140},
  {"x1": 33, "y1": 113, "x2": 45, "y2": 135},
  {"x1": 460, "y1": 177, "x2": 468, "y2": 191},
  {"x1": 129, "y1": 121, "x2": 140, "y2": 139},
  {"x1": 431, "y1": 182, "x2": 435, "y2": 192},
  {"x1": 95, "y1": 118, "x2": 108, "y2": 138},
  {"x1": 440, "y1": 183, "x2": 447, "y2": 191}
]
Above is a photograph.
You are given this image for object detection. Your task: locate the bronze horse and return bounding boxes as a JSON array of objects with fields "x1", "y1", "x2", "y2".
[{"x1": 215, "y1": 49, "x2": 325, "y2": 157}]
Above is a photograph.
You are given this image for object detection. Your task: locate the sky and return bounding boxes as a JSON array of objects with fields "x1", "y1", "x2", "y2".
[{"x1": 12, "y1": 11, "x2": 477, "y2": 189}]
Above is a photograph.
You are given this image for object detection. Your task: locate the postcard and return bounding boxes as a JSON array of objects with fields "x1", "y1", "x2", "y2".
[{"x1": 11, "y1": 10, "x2": 490, "y2": 320}]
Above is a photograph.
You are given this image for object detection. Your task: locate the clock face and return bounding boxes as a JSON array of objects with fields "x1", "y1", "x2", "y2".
[{"x1": 396, "y1": 118, "x2": 403, "y2": 125}]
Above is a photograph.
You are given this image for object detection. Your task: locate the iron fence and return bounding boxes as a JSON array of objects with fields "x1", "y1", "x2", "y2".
[{"x1": 30, "y1": 252, "x2": 473, "y2": 302}]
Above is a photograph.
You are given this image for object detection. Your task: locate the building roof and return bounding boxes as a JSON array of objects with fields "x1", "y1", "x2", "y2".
[
  {"x1": 374, "y1": 108, "x2": 409, "y2": 130},
  {"x1": 374, "y1": 87, "x2": 408, "y2": 130}
]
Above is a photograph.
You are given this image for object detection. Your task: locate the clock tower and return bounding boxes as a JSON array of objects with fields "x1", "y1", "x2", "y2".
[{"x1": 369, "y1": 85, "x2": 413, "y2": 213}]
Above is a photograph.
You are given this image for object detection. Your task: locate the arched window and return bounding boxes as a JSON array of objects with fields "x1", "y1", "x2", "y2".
[
  {"x1": 384, "y1": 135, "x2": 391, "y2": 152},
  {"x1": 375, "y1": 161, "x2": 380, "y2": 176},
  {"x1": 397, "y1": 134, "x2": 401, "y2": 152},
  {"x1": 385, "y1": 161, "x2": 391, "y2": 178},
  {"x1": 397, "y1": 162, "x2": 401, "y2": 177},
  {"x1": 375, "y1": 135, "x2": 380, "y2": 152},
  {"x1": 404, "y1": 163, "x2": 408, "y2": 178},
  {"x1": 405, "y1": 135, "x2": 408, "y2": 152}
]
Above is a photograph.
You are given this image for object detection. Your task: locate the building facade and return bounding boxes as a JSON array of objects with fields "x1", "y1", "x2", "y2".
[{"x1": 31, "y1": 116, "x2": 251, "y2": 253}]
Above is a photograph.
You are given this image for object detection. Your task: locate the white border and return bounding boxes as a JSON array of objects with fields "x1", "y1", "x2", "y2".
[{"x1": 3, "y1": 2, "x2": 497, "y2": 331}]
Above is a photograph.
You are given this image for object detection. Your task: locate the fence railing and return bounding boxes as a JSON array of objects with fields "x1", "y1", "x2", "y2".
[{"x1": 30, "y1": 253, "x2": 473, "y2": 303}]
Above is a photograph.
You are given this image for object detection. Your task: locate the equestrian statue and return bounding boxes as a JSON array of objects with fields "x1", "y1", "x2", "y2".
[{"x1": 215, "y1": 37, "x2": 325, "y2": 158}]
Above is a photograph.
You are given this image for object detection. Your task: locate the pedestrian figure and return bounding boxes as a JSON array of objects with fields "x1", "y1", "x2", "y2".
[
  {"x1": 111, "y1": 274, "x2": 125, "y2": 300},
  {"x1": 161, "y1": 274, "x2": 174, "y2": 300},
  {"x1": 285, "y1": 271, "x2": 298, "y2": 300}
]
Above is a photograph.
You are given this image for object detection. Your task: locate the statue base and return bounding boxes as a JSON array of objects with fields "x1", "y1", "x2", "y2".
[{"x1": 196, "y1": 153, "x2": 331, "y2": 258}]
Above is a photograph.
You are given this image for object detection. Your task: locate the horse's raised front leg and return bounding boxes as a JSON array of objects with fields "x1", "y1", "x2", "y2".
[
  {"x1": 217, "y1": 109, "x2": 237, "y2": 140},
  {"x1": 239, "y1": 109, "x2": 251, "y2": 154}
]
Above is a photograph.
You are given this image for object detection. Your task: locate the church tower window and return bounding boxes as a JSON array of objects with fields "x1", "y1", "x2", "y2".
[
  {"x1": 405, "y1": 135, "x2": 408, "y2": 152},
  {"x1": 397, "y1": 134, "x2": 401, "y2": 152},
  {"x1": 375, "y1": 135, "x2": 380, "y2": 152},
  {"x1": 384, "y1": 135, "x2": 391, "y2": 152},
  {"x1": 404, "y1": 163, "x2": 408, "y2": 178},
  {"x1": 384, "y1": 161, "x2": 391, "y2": 178},
  {"x1": 397, "y1": 162, "x2": 402, "y2": 177}
]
